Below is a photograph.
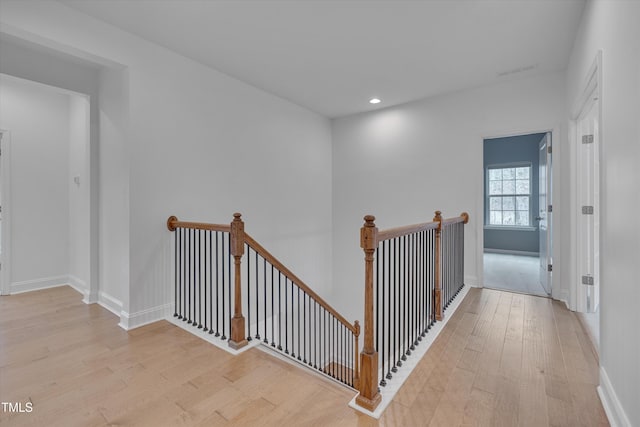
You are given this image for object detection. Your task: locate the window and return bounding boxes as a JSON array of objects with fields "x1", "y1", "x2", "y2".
[{"x1": 487, "y1": 165, "x2": 531, "y2": 227}]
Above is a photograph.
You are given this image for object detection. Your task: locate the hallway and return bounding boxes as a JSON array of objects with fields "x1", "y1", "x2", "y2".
[{"x1": 0, "y1": 286, "x2": 607, "y2": 426}]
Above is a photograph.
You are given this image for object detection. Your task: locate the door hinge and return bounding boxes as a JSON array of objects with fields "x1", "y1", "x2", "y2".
[
  {"x1": 548, "y1": 264, "x2": 553, "y2": 272},
  {"x1": 582, "y1": 205, "x2": 594, "y2": 215},
  {"x1": 548, "y1": 204, "x2": 552, "y2": 213},
  {"x1": 582, "y1": 275, "x2": 594, "y2": 286},
  {"x1": 547, "y1": 145, "x2": 552, "y2": 154},
  {"x1": 582, "y1": 134, "x2": 594, "y2": 144}
]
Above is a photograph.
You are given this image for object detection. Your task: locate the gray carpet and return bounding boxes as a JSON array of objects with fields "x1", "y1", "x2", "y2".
[{"x1": 483, "y1": 252, "x2": 548, "y2": 297}]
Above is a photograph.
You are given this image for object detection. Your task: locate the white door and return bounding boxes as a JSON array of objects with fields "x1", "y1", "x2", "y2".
[
  {"x1": 538, "y1": 133, "x2": 551, "y2": 294},
  {"x1": 577, "y1": 97, "x2": 600, "y2": 312}
]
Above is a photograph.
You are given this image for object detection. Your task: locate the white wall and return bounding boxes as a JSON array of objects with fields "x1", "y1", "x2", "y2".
[
  {"x1": 331, "y1": 72, "x2": 566, "y2": 323},
  {"x1": 0, "y1": 1, "x2": 334, "y2": 326},
  {"x1": 0, "y1": 75, "x2": 70, "y2": 290},
  {"x1": 68, "y1": 94, "x2": 90, "y2": 292},
  {"x1": 567, "y1": 1, "x2": 640, "y2": 426}
]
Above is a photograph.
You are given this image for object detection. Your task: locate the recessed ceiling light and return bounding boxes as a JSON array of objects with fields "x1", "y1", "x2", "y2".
[{"x1": 369, "y1": 98, "x2": 381, "y2": 104}]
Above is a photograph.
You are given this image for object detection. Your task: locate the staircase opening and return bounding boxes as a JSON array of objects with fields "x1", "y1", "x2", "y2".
[{"x1": 166, "y1": 210, "x2": 470, "y2": 417}]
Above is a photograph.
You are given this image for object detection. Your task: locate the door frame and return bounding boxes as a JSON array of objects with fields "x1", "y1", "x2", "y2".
[
  {"x1": 0, "y1": 130, "x2": 12, "y2": 296},
  {"x1": 477, "y1": 126, "x2": 559, "y2": 296},
  {"x1": 570, "y1": 51, "x2": 603, "y2": 313}
]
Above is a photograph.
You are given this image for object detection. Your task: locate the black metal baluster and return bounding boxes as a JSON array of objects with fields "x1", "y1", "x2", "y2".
[
  {"x1": 277, "y1": 272, "x2": 283, "y2": 350},
  {"x1": 296, "y1": 286, "x2": 300, "y2": 360},
  {"x1": 392, "y1": 237, "x2": 398, "y2": 373},
  {"x1": 177, "y1": 228, "x2": 183, "y2": 320},
  {"x1": 246, "y1": 244, "x2": 251, "y2": 341},
  {"x1": 221, "y1": 233, "x2": 227, "y2": 340},
  {"x1": 187, "y1": 228, "x2": 192, "y2": 324},
  {"x1": 255, "y1": 248, "x2": 260, "y2": 340},
  {"x1": 380, "y1": 241, "x2": 386, "y2": 387},
  {"x1": 332, "y1": 316, "x2": 336, "y2": 378},
  {"x1": 214, "y1": 232, "x2": 220, "y2": 336},
  {"x1": 376, "y1": 245, "x2": 379, "y2": 361},
  {"x1": 203, "y1": 231, "x2": 208, "y2": 332},
  {"x1": 412, "y1": 233, "x2": 417, "y2": 349},
  {"x1": 416, "y1": 232, "x2": 420, "y2": 343},
  {"x1": 407, "y1": 233, "x2": 412, "y2": 354},
  {"x1": 193, "y1": 228, "x2": 196, "y2": 325},
  {"x1": 420, "y1": 230, "x2": 425, "y2": 338},
  {"x1": 197, "y1": 230, "x2": 202, "y2": 329},
  {"x1": 313, "y1": 301, "x2": 318, "y2": 369},
  {"x1": 271, "y1": 266, "x2": 275, "y2": 347},
  {"x1": 303, "y1": 291, "x2": 307, "y2": 364},
  {"x1": 214, "y1": 231, "x2": 220, "y2": 337},
  {"x1": 285, "y1": 278, "x2": 289, "y2": 355},
  {"x1": 227, "y1": 235, "x2": 231, "y2": 339},
  {"x1": 431, "y1": 229, "x2": 435, "y2": 327},
  {"x1": 324, "y1": 309, "x2": 327, "y2": 373},
  {"x1": 291, "y1": 281, "x2": 296, "y2": 358},
  {"x1": 398, "y1": 236, "x2": 407, "y2": 366},
  {"x1": 182, "y1": 227, "x2": 186, "y2": 320},
  {"x1": 207, "y1": 230, "x2": 214, "y2": 334},
  {"x1": 263, "y1": 258, "x2": 268, "y2": 343},
  {"x1": 310, "y1": 299, "x2": 315, "y2": 368},
  {"x1": 386, "y1": 240, "x2": 392, "y2": 381},
  {"x1": 340, "y1": 323, "x2": 343, "y2": 383},
  {"x1": 349, "y1": 326, "x2": 352, "y2": 386}
]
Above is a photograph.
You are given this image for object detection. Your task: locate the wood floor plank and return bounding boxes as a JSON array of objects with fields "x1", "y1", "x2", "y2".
[{"x1": 0, "y1": 286, "x2": 609, "y2": 426}]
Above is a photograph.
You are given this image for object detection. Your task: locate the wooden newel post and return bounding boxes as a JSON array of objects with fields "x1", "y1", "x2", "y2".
[
  {"x1": 229, "y1": 212, "x2": 248, "y2": 350},
  {"x1": 356, "y1": 215, "x2": 382, "y2": 411},
  {"x1": 434, "y1": 210, "x2": 444, "y2": 321}
]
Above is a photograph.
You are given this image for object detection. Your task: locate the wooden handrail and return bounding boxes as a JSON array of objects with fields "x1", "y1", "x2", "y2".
[
  {"x1": 441, "y1": 212, "x2": 469, "y2": 226},
  {"x1": 377, "y1": 220, "x2": 439, "y2": 242},
  {"x1": 244, "y1": 233, "x2": 359, "y2": 335},
  {"x1": 167, "y1": 215, "x2": 231, "y2": 233}
]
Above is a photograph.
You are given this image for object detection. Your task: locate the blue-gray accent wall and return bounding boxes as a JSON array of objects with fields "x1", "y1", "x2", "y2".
[{"x1": 483, "y1": 133, "x2": 546, "y2": 253}]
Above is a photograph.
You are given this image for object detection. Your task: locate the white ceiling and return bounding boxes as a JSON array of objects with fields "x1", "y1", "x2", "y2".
[{"x1": 60, "y1": 0, "x2": 585, "y2": 118}]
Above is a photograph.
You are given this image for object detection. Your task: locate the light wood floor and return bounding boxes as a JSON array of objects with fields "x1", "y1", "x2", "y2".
[{"x1": 0, "y1": 286, "x2": 607, "y2": 426}]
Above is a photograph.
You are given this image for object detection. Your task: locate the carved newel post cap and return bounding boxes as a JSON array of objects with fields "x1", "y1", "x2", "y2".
[
  {"x1": 434, "y1": 210, "x2": 442, "y2": 221},
  {"x1": 233, "y1": 212, "x2": 242, "y2": 221},
  {"x1": 363, "y1": 215, "x2": 376, "y2": 226}
]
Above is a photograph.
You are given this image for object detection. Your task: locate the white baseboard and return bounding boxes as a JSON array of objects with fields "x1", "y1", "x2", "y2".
[
  {"x1": 598, "y1": 367, "x2": 632, "y2": 427},
  {"x1": 465, "y1": 275, "x2": 478, "y2": 287},
  {"x1": 98, "y1": 291, "x2": 123, "y2": 317},
  {"x1": 10, "y1": 275, "x2": 70, "y2": 294},
  {"x1": 484, "y1": 248, "x2": 539, "y2": 257},
  {"x1": 555, "y1": 288, "x2": 570, "y2": 309},
  {"x1": 120, "y1": 304, "x2": 171, "y2": 330},
  {"x1": 67, "y1": 274, "x2": 89, "y2": 299}
]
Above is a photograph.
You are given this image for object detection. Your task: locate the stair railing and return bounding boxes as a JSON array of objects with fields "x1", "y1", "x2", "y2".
[
  {"x1": 167, "y1": 213, "x2": 360, "y2": 388},
  {"x1": 356, "y1": 211, "x2": 469, "y2": 411}
]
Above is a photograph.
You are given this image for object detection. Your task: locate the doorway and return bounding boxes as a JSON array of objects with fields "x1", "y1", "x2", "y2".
[
  {"x1": 0, "y1": 74, "x2": 91, "y2": 298},
  {"x1": 482, "y1": 132, "x2": 552, "y2": 297}
]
